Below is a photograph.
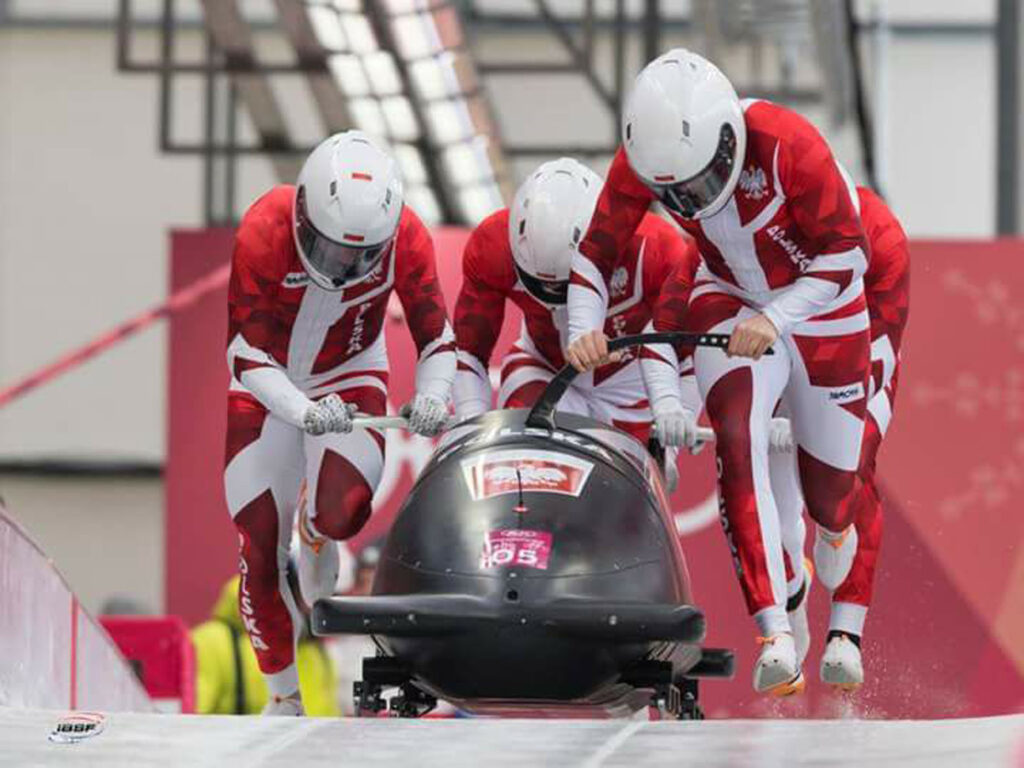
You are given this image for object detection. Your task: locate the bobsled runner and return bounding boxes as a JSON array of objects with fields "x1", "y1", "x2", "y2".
[{"x1": 312, "y1": 333, "x2": 735, "y2": 719}]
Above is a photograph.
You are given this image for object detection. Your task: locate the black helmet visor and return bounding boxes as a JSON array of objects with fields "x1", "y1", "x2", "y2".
[
  {"x1": 515, "y1": 263, "x2": 569, "y2": 305},
  {"x1": 649, "y1": 123, "x2": 738, "y2": 219},
  {"x1": 295, "y1": 186, "x2": 391, "y2": 287}
]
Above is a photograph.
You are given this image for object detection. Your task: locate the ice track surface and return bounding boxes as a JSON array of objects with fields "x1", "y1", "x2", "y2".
[{"x1": 3, "y1": 707, "x2": 1023, "y2": 767}]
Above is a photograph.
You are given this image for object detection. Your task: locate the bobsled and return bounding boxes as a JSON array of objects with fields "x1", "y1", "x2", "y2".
[{"x1": 312, "y1": 333, "x2": 735, "y2": 719}]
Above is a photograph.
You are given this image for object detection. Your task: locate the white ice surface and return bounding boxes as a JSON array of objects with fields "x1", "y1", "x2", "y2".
[{"x1": 3, "y1": 707, "x2": 1022, "y2": 767}]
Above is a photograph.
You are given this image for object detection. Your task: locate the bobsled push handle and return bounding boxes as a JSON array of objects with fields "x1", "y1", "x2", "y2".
[
  {"x1": 351, "y1": 414, "x2": 409, "y2": 430},
  {"x1": 526, "y1": 331, "x2": 741, "y2": 431}
]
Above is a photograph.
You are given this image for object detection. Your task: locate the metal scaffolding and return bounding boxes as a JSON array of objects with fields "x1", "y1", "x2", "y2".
[
  {"x1": 464, "y1": 0, "x2": 878, "y2": 188},
  {"x1": 115, "y1": 0, "x2": 509, "y2": 227}
]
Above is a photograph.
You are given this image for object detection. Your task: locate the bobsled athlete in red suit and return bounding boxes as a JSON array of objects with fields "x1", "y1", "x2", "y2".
[
  {"x1": 224, "y1": 131, "x2": 455, "y2": 715},
  {"x1": 566, "y1": 49, "x2": 871, "y2": 695}
]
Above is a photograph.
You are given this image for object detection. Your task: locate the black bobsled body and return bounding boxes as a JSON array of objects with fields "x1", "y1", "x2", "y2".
[{"x1": 314, "y1": 405, "x2": 733, "y2": 718}]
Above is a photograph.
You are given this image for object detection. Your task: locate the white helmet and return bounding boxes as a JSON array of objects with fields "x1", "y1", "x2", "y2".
[
  {"x1": 508, "y1": 158, "x2": 602, "y2": 305},
  {"x1": 622, "y1": 49, "x2": 746, "y2": 220},
  {"x1": 293, "y1": 131, "x2": 403, "y2": 290}
]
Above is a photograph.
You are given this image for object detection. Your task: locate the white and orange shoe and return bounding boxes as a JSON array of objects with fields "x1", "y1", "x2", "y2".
[
  {"x1": 297, "y1": 486, "x2": 339, "y2": 606},
  {"x1": 821, "y1": 633, "x2": 864, "y2": 690},
  {"x1": 787, "y1": 558, "x2": 814, "y2": 667},
  {"x1": 262, "y1": 691, "x2": 305, "y2": 716},
  {"x1": 753, "y1": 633, "x2": 805, "y2": 696},
  {"x1": 813, "y1": 525, "x2": 858, "y2": 591}
]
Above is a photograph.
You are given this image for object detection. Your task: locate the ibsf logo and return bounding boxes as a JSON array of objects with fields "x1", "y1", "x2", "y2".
[
  {"x1": 738, "y1": 165, "x2": 768, "y2": 200},
  {"x1": 610, "y1": 266, "x2": 629, "y2": 298},
  {"x1": 49, "y1": 713, "x2": 107, "y2": 744}
]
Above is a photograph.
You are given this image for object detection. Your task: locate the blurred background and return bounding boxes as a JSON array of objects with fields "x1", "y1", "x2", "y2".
[{"x1": 1, "y1": 0, "x2": 1023, "y2": 718}]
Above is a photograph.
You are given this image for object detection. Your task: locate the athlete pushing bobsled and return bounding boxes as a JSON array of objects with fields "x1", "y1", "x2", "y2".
[
  {"x1": 565, "y1": 48, "x2": 874, "y2": 696},
  {"x1": 453, "y1": 156, "x2": 700, "y2": 484},
  {"x1": 224, "y1": 131, "x2": 455, "y2": 715},
  {"x1": 643, "y1": 185, "x2": 910, "y2": 691}
]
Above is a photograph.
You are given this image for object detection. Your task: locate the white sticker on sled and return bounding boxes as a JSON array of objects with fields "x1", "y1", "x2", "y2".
[{"x1": 461, "y1": 449, "x2": 594, "y2": 501}]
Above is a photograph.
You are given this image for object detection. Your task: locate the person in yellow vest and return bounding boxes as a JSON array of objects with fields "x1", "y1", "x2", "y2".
[{"x1": 191, "y1": 558, "x2": 340, "y2": 716}]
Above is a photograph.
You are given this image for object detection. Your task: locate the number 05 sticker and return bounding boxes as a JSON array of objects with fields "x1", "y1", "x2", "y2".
[{"x1": 480, "y1": 529, "x2": 552, "y2": 570}]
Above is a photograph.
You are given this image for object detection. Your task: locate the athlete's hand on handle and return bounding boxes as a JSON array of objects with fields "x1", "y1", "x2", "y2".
[
  {"x1": 403, "y1": 393, "x2": 450, "y2": 437},
  {"x1": 727, "y1": 314, "x2": 779, "y2": 360},
  {"x1": 651, "y1": 398, "x2": 703, "y2": 455},
  {"x1": 303, "y1": 394, "x2": 357, "y2": 435},
  {"x1": 565, "y1": 330, "x2": 623, "y2": 372}
]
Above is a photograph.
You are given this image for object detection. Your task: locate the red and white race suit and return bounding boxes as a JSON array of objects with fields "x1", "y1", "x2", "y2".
[
  {"x1": 573, "y1": 100, "x2": 871, "y2": 633},
  {"x1": 224, "y1": 185, "x2": 455, "y2": 692},
  {"x1": 454, "y1": 209, "x2": 696, "y2": 442},
  {"x1": 642, "y1": 185, "x2": 908, "y2": 637}
]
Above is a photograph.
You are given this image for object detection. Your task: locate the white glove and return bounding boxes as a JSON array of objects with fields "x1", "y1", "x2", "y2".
[
  {"x1": 769, "y1": 417, "x2": 794, "y2": 453},
  {"x1": 651, "y1": 397, "x2": 702, "y2": 454},
  {"x1": 303, "y1": 394, "x2": 356, "y2": 436},
  {"x1": 404, "y1": 393, "x2": 449, "y2": 437}
]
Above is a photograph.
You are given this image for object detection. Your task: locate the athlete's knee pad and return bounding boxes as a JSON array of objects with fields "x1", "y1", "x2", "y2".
[{"x1": 312, "y1": 450, "x2": 374, "y2": 540}]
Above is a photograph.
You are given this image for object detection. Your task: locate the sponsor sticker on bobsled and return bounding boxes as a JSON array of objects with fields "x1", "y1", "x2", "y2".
[
  {"x1": 49, "y1": 712, "x2": 106, "y2": 744},
  {"x1": 461, "y1": 449, "x2": 594, "y2": 501},
  {"x1": 480, "y1": 529, "x2": 552, "y2": 570}
]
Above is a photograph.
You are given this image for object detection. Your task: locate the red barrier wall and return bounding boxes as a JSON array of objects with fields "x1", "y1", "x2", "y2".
[{"x1": 167, "y1": 231, "x2": 1024, "y2": 718}]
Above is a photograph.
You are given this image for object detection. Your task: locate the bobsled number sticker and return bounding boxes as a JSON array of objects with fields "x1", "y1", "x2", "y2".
[
  {"x1": 461, "y1": 449, "x2": 594, "y2": 501},
  {"x1": 480, "y1": 529, "x2": 552, "y2": 570}
]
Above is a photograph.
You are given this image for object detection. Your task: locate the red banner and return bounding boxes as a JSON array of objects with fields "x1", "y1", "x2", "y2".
[{"x1": 167, "y1": 232, "x2": 1024, "y2": 718}]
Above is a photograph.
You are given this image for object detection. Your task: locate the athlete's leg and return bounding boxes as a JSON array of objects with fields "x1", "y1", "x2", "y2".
[
  {"x1": 688, "y1": 290, "x2": 792, "y2": 638},
  {"x1": 784, "y1": 326, "x2": 871, "y2": 533},
  {"x1": 830, "y1": 400, "x2": 887, "y2": 638},
  {"x1": 224, "y1": 394, "x2": 305, "y2": 700},
  {"x1": 783, "y1": 321, "x2": 871, "y2": 593},
  {"x1": 767, "y1": 420, "x2": 813, "y2": 667},
  {"x1": 768, "y1": 401, "x2": 808, "y2": 600}
]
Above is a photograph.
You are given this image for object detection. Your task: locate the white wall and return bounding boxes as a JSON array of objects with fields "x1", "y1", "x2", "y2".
[
  {"x1": 0, "y1": 28, "x2": 202, "y2": 462},
  {"x1": 881, "y1": 33, "x2": 995, "y2": 237}
]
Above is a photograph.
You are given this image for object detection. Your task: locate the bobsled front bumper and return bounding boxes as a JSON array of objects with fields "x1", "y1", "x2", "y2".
[{"x1": 312, "y1": 593, "x2": 706, "y2": 643}]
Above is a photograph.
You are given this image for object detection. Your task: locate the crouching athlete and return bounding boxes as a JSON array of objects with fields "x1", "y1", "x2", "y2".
[
  {"x1": 641, "y1": 185, "x2": 909, "y2": 692},
  {"x1": 224, "y1": 131, "x2": 456, "y2": 715},
  {"x1": 566, "y1": 49, "x2": 873, "y2": 695},
  {"x1": 453, "y1": 157, "x2": 699, "y2": 487}
]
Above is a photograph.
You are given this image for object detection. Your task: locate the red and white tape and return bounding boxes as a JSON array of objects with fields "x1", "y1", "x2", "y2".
[{"x1": 0, "y1": 264, "x2": 230, "y2": 409}]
